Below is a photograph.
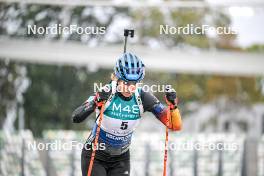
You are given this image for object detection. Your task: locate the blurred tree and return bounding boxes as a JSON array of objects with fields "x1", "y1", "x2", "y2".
[
  {"x1": 245, "y1": 44, "x2": 264, "y2": 52},
  {"x1": 0, "y1": 3, "x2": 238, "y2": 50},
  {"x1": 146, "y1": 72, "x2": 264, "y2": 105},
  {"x1": 23, "y1": 64, "x2": 111, "y2": 136},
  {"x1": 205, "y1": 75, "x2": 264, "y2": 103},
  {"x1": 0, "y1": 59, "x2": 17, "y2": 127},
  {"x1": 0, "y1": 59, "x2": 29, "y2": 132},
  {"x1": 132, "y1": 6, "x2": 237, "y2": 49}
]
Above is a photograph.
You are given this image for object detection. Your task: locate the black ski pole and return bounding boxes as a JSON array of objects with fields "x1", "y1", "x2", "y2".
[{"x1": 123, "y1": 29, "x2": 134, "y2": 53}]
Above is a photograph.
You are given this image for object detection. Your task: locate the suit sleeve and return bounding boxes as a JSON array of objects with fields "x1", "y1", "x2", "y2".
[
  {"x1": 141, "y1": 90, "x2": 182, "y2": 131},
  {"x1": 72, "y1": 95, "x2": 96, "y2": 123}
]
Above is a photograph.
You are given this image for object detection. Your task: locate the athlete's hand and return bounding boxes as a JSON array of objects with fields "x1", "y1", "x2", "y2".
[
  {"x1": 165, "y1": 87, "x2": 177, "y2": 109},
  {"x1": 95, "y1": 85, "x2": 112, "y2": 103}
]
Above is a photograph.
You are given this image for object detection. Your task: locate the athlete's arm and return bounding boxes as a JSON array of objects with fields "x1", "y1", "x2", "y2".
[
  {"x1": 72, "y1": 96, "x2": 96, "y2": 123},
  {"x1": 72, "y1": 84, "x2": 112, "y2": 123},
  {"x1": 141, "y1": 90, "x2": 182, "y2": 131}
]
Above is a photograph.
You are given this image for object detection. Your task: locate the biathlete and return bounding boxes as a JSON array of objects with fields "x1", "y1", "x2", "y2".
[{"x1": 72, "y1": 52, "x2": 182, "y2": 176}]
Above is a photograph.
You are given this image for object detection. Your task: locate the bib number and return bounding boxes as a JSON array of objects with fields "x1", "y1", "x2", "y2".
[{"x1": 120, "y1": 121, "x2": 128, "y2": 130}]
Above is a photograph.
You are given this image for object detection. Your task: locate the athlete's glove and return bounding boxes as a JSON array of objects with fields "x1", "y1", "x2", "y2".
[
  {"x1": 165, "y1": 87, "x2": 177, "y2": 109},
  {"x1": 94, "y1": 85, "x2": 112, "y2": 103}
]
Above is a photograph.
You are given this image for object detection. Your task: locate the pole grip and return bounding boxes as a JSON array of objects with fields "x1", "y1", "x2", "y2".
[{"x1": 124, "y1": 29, "x2": 134, "y2": 37}]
